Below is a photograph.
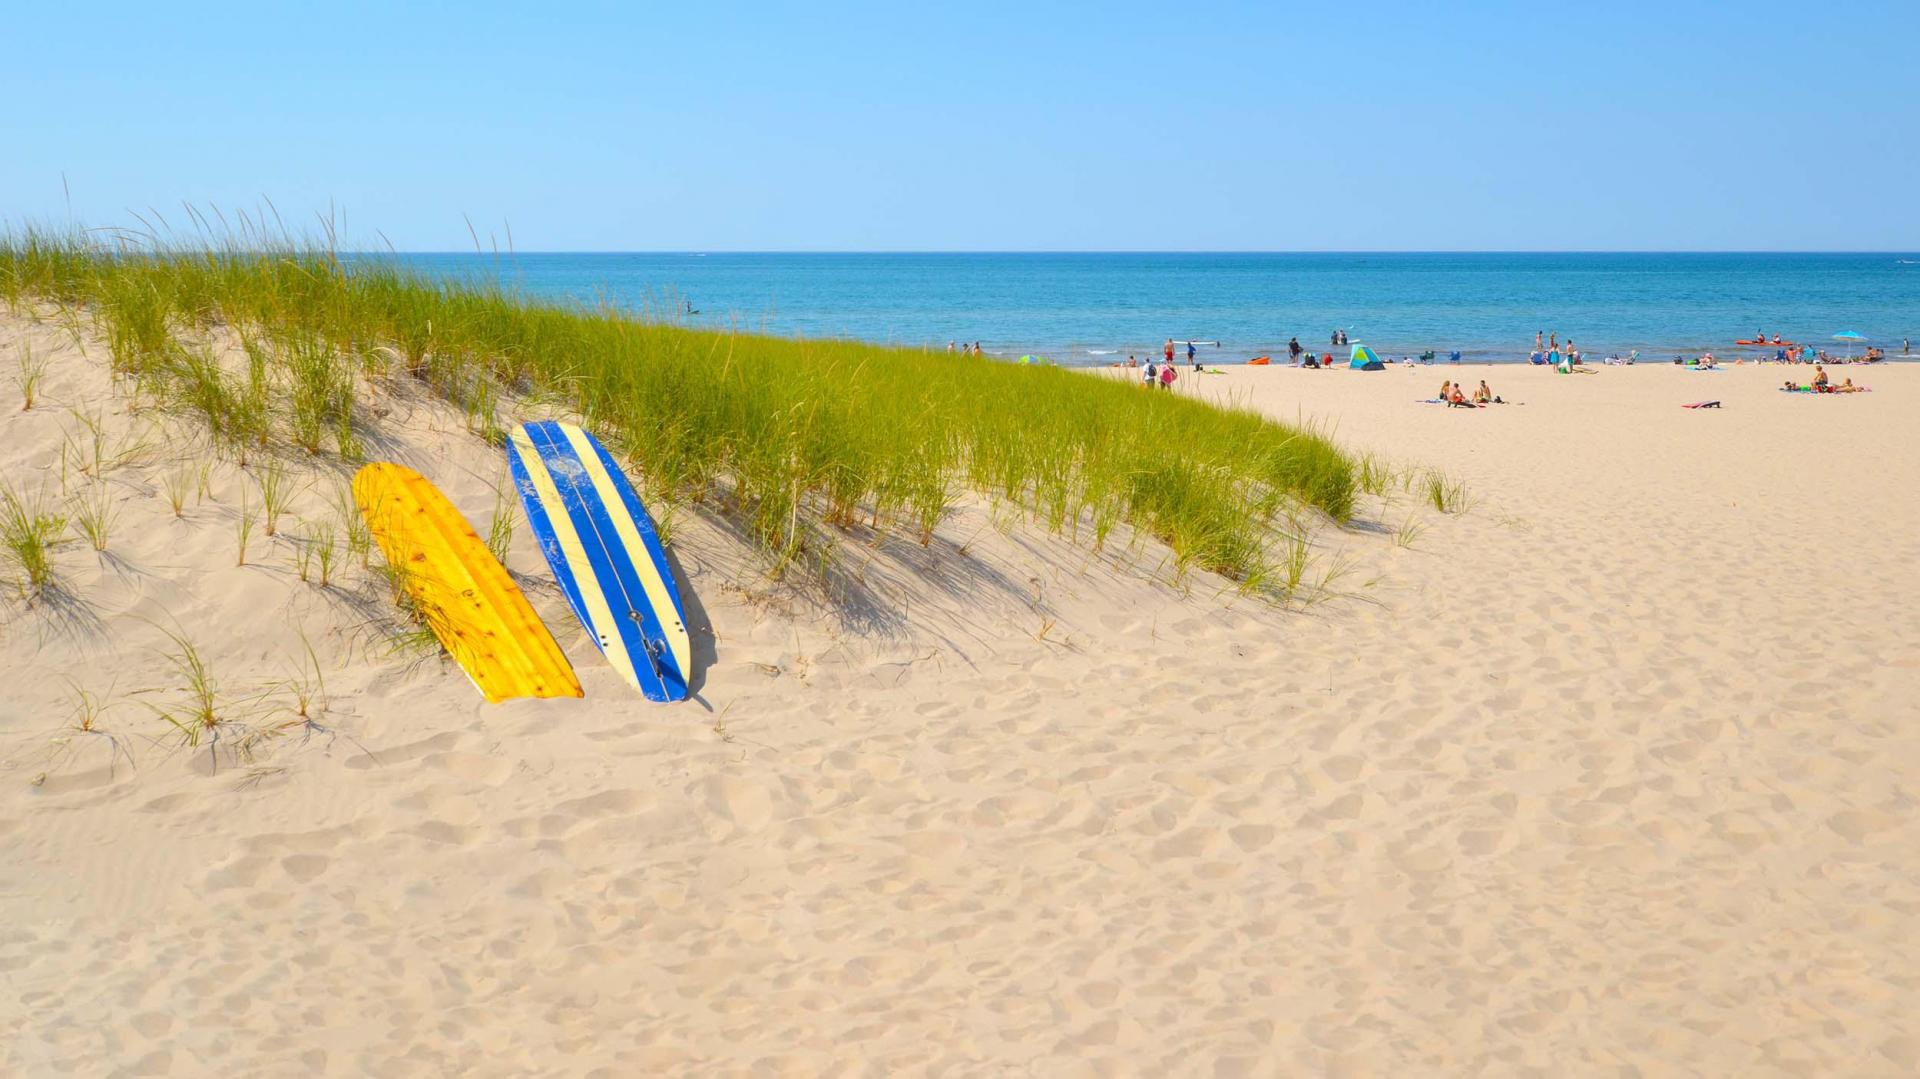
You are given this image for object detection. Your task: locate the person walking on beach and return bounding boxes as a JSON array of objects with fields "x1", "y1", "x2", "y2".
[
  {"x1": 1143, "y1": 358, "x2": 1157, "y2": 387},
  {"x1": 1186, "y1": 341, "x2": 1197, "y2": 364},
  {"x1": 1159, "y1": 362, "x2": 1177, "y2": 391},
  {"x1": 1288, "y1": 337, "x2": 1302, "y2": 362}
]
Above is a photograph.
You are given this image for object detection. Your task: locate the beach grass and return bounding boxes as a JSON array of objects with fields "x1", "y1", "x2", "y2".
[
  {"x1": 70, "y1": 482, "x2": 116, "y2": 551},
  {"x1": 16, "y1": 341, "x2": 47, "y2": 410},
  {"x1": 1, "y1": 225, "x2": 1359, "y2": 595},
  {"x1": 1, "y1": 481, "x2": 68, "y2": 597},
  {"x1": 1423, "y1": 470, "x2": 1470, "y2": 514}
]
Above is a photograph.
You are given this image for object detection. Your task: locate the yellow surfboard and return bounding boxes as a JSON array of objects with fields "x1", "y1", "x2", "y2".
[{"x1": 352, "y1": 462, "x2": 581, "y2": 703}]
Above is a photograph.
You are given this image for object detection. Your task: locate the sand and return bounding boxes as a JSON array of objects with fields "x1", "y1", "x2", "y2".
[{"x1": 3, "y1": 316, "x2": 1916, "y2": 1076}]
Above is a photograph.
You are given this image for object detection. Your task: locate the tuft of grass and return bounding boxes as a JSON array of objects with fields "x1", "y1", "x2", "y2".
[
  {"x1": 16, "y1": 342, "x2": 48, "y2": 410},
  {"x1": 235, "y1": 492, "x2": 257, "y2": 566},
  {"x1": 307, "y1": 522, "x2": 337, "y2": 587},
  {"x1": 70, "y1": 483, "x2": 116, "y2": 551},
  {"x1": 153, "y1": 629, "x2": 221, "y2": 743},
  {"x1": 1, "y1": 482, "x2": 68, "y2": 597},
  {"x1": 334, "y1": 482, "x2": 372, "y2": 567},
  {"x1": 1277, "y1": 530, "x2": 1312, "y2": 603},
  {"x1": 256, "y1": 459, "x2": 294, "y2": 537},
  {"x1": 1423, "y1": 470, "x2": 1470, "y2": 514},
  {"x1": 485, "y1": 479, "x2": 517, "y2": 565},
  {"x1": 68, "y1": 680, "x2": 112, "y2": 733},
  {"x1": 284, "y1": 636, "x2": 327, "y2": 726},
  {"x1": 1393, "y1": 515, "x2": 1426, "y2": 549},
  {"x1": 161, "y1": 465, "x2": 192, "y2": 517},
  {"x1": 149, "y1": 627, "x2": 272, "y2": 771},
  {"x1": 52, "y1": 679, "x2": 136, "y2": 779},
  {"x1": 1356, "y1": 453, "x2": 1391, "y2": 498}
]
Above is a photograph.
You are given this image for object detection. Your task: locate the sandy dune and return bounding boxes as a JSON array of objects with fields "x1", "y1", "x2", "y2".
[{"x1": 3, "y1": 317, "x2": 1916, "y2": 1076}]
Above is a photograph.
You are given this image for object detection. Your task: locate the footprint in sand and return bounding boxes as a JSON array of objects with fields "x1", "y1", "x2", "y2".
[
  {"x1": 424, "y1": 750, "x2": 513, "y2": 786},
  {"x1": 695, "y1": 775, "x2": 774, "y2": 832}
]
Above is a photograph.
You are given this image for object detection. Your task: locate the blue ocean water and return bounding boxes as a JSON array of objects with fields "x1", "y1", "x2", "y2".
[{"x1": 379, "y1": 252, "x2": 1920, "y2": 365}]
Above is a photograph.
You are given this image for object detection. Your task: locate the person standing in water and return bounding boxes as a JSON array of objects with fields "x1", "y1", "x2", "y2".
[
  {"x1": 1288, "y1": 337, "x2": 1302, "y2": 362},
  {"x1": 1164, "y1": 338, "x2": 1175, "y2": 366},
  {"x1": 1536, "y1": 330, "x2": 1544, "y2": 351}
]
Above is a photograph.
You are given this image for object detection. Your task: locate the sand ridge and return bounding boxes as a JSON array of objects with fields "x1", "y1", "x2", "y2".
[{"x1": 3, "y1": 318, "x2": 1917, "y2": 1075}]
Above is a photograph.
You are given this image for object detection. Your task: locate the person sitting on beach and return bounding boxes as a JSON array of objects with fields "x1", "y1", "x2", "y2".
[
  {"x1": 1447, "y1": 383, "x2": 1473, "y2": 407},
  {"x1": 1836, "y1": 377, "x2": 1862, "y2": 393},
  {"x1": 1812, "y1": 364, "x2": 1829, "y2": 390},
  {"x1": 1473, "y1": 380, "x2": 1492, "y2": 404},
  {"x1": 1439, "y1": 379, "x2": 1453, "y2": 401}
]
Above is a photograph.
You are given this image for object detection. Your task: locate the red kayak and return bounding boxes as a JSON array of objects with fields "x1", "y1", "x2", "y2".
[{"x1": 1246, "y1": 356, "x2": 1271, "y2": 366}]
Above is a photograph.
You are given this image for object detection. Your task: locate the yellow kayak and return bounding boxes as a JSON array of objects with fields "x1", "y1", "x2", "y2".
[{"x1": 352, "y1": 462, "x2": 581, "y2": 702}]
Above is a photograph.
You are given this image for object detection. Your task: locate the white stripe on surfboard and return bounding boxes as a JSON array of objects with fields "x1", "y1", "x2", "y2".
[
  {"x1": 555, "y1": 423, "x2": 692, "y2": 682},
  {"x1": 507, "y1": 428, "x2": 638, "y2": 687}
]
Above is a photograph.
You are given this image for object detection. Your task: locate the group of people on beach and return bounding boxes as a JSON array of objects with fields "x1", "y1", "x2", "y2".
[
  {"x1": 1532, "y1": 330, "x2": 1582, "y2": 365},
  {"x1": 1130, "y1": 339, "x2": 1209, "y2": 389},
  {"x1": 946, "y1": 341, "x2": 984, "y2": 356},
  {"x1": 1789, "y1": 364, "x2": 1868, "y2": 393},
  {"x1": 1439, "y1": 379, "x2": 1501, "y2": 407}
]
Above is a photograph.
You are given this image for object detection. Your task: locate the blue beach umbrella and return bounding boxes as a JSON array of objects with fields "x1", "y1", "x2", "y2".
[{"x1": 1832, "y1": 331, "x2": 1866, "y2": 341}]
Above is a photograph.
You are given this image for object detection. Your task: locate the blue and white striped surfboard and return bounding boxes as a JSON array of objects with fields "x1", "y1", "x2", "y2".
[{"x1": 505, "y1": 420, "x2": 692, "y2": 702}]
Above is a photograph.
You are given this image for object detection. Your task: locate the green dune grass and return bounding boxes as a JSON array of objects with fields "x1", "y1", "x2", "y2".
[{"x1": 1, "y1": 226, "x2": 1356, "y2": 595}]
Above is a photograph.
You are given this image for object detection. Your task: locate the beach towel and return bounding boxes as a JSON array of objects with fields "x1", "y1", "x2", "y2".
[{"x1": 1682, "y1": 401, "x2": 1722, "y2": 409}]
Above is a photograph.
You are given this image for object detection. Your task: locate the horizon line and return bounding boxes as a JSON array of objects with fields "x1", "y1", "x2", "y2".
[{"x1": 349, "y1": 249, "x2": 1920, "y2": 257}]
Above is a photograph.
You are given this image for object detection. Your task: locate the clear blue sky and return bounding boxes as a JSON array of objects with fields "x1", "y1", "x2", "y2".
[{"x1": 6, "y1": 1, "x2": 1915, "y2": 251}]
